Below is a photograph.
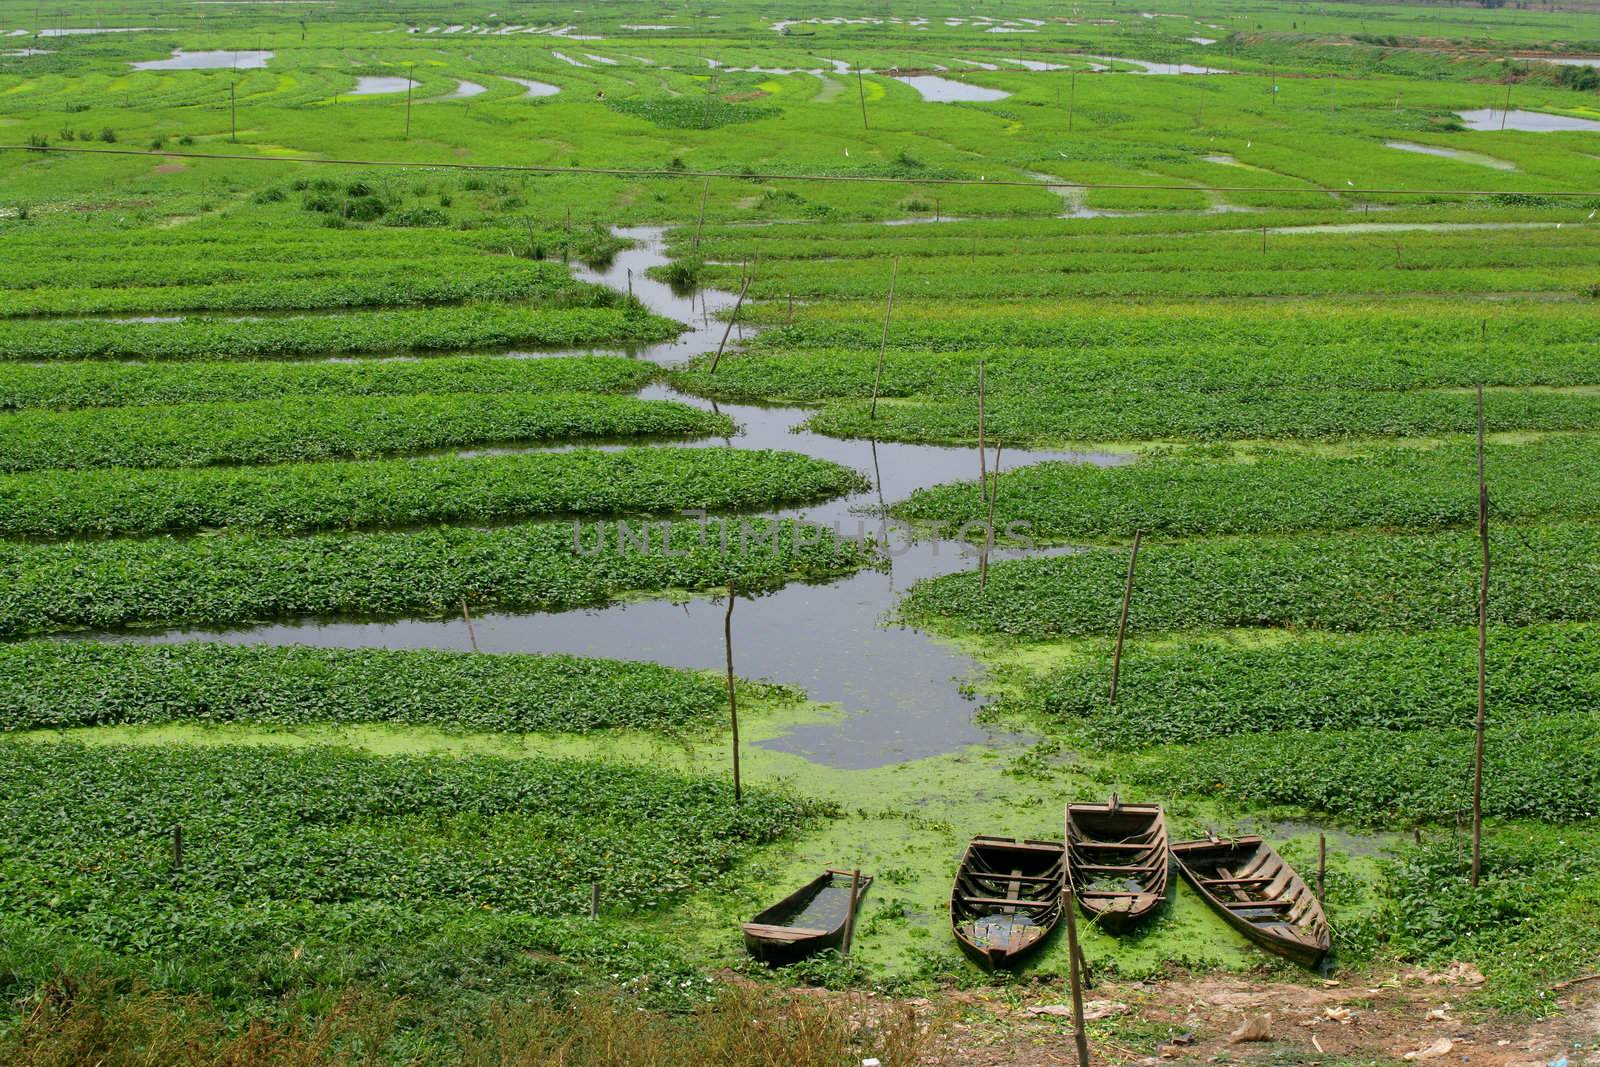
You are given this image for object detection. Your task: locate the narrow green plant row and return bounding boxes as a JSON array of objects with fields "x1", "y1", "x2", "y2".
[
  {"x1": 0, "y1": 220, "x2": 627, "y2": 280},
  {"x1": 1123, "y1": 713, "x2": 1599, "y2": 824},
  {"x1": 0, "y1": 641, "x2": 767, "y2": 734},
  {"x1": 1025, "y1": 624, "x2": 1600, "y2": 748},
  {"x1": 0, "y1": 305, "x2": 680, "y2": 361},
  {"x1": 807, "y1": 387, "x2": 1600, "y2": 446},
  {"x1": 0, "y1": 447, "x2": 868, "y2": 537},
  {"x1": 738, "y1": 302, "x2": 1600, "y2": 363},
  {"x1": 0, "y1": 741, "x2": 825, "y2": 1008},
  {"x1": 900, "y1": 523, "x2": 1600, "y2": 640},
  {"x1": 0, "y1": 354, "x2": 656, "y2": 413},
  {"x1": 677, "y1": 338, "x2": 1600, "y2": 400},
  {"x1": 0, "y1": 393, "x2": 731, "y2": 472},
  {"x1": 682, "y1": 213, "x2": 1595, "y2": 262},
  {"x1": 705, "y1": 261, "x2": 1596, "y2": 301},
  {"x1": 0, "y1": 517, "x2": 874, "y2": 636},
  {"x1": 894, "y1": 436, "x2": 1600, "y2": 541},
  {"x1": 0, "y1": 259, "x2": 581, "y2": 317}
]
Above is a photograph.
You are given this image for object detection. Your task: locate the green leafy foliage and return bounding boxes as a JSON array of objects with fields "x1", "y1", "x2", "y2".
[
  {"x1": 1371, "y1": 827, "x2": 1600, "y2": 1012},
  {"x1": 1032, "y1": 625, "x2": 1600, "y2": 747},
  {"x1": 0, "y1": 517, "x2": 874, "y2": 635},
  {"x1": 807, "y1": 388, "x2": 1600, "y2": 445},
  {"x1": 0, "y1": 742, "x2": 826, "y2": 1009},
  {"x1": 0, "y1": 447, "x2": 867, "y2": 537},
  {"x1": 0, "y1": 642, "x2": 753, "y2": 733},
  {"x1": 0, "y1": 354, "x2": 654, "y2": 412},
  {"x1": 895, "y1": 436, "x2": 1600, "y2": 540},
  {"x1": 0, "y1": 305, "x2": 679, "y2": 361},
  {"x1": 1127, "y1": 714, "x2": 1599, "y2": 824},
  {"x1": 901, "y1": 524, "x2": 1600, "y2": 640},
  {"x1": 0, "y1": 393, "x2": 730, "y2": 472},
  {"x1": 0, "y1": 258, "x2": 577, "y2": 317},
  {"x1": 606, "y1": 97, "x2": 779, "y2": 128}
]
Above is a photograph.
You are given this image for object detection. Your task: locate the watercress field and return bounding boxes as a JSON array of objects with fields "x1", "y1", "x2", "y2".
[{"x1": 2, "y1": 0, "x2": 1598, "y2": 1060}]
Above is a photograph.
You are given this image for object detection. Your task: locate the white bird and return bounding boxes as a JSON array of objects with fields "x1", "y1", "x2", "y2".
[
  {"x1": 1247, "y1": 140, "x2": 1252, "y2": 147},
  {"x1": 1346, "y1": 180, "x2": 1354, "y2": 186},
  {"x1": 844, "y1": 147, "x2": 849, "y2": 156},
  {"x1": 1588, "y1": 209, "x2": 1596, "y2": 219}
]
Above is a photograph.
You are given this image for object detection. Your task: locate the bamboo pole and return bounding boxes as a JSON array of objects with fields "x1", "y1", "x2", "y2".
[
  {"x1": 404, "y1": 64, "x2": 414, "y2": 140},
  {"x1": 980, "y1": 442, "x2": 1002, "y2": 587},
  {"x1": 461, "y1": 597, "x2": 479, "y2": 652},
  {"x1": 725, "y1": 581, "x2": 741, "y2": 803},
  {"x1": 707, "y1": 274, "x2": 751, "y2": 374},
  {"x1": 1316, "y1": 832, "x2": 1327, "y2": 902},
  {"x1": 1068, "y1": 70, "x2": 1077, "y2": 131},
  {"x1": 693, "y1": 176, "x2": 709, "y2": 250},
  {"x1": 1471, "y1": 385, "x2": 1489, "y2": 886},
  {"x1": 1108, "y1": 529, "x2": 1144, "y2": 705},
  {"x1": 977, "y1": 357, "x2": 988, "y2": 500},
  {"x1": 868, "y1": 257, "x2": 898, "y2": 418},
  {"x1": 856, "y1": 61, "x2": 870, "y2": 130},
  {"x1": 1501, "y1": 76, "x2": 1513, "y2": 131},
  {"x1": 230, "y1": 82, "x2": 237, "y2": 144},
  {"x1": 172, "y1": 824, "x2": 183, "y2": 870},
  {"x1": 589, "y1": 881, "x2": 601, "y2": 919},
  {"x1": 841, "y1": 869, "x2": 862, "y2": 955},
  {"x1": 1060, "y1": 815, "x2": 1092, "y2": 1067}
]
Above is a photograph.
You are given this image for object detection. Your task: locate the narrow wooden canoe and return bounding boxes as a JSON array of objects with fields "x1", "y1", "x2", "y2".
[
  {"x1": 1171, "y1": 834, "x2": 1331, "y2": 968},
  {"x1": 743, "y1": 869, "x2": 871, "y2": 966},
  {"x1": 950, "y1": 836, "x2": 1065, "y2": 970},
  {"x1": 1065, "y1": 795, "x2": 1169, "y2": 932}
]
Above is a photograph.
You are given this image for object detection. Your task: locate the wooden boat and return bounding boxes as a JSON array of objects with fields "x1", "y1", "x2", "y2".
[
  {"x1": 1171, "y1": 833, "x2": 1331, "y2": 968},
  {"x1": 1065, "y1": 795, "x2": 1169, "y2": 932},
  {"x1": 742, "y1": 869, "x2": 871, "y2": 966},
  {"x1": 950, "y1": 836, "x2": 1065, "y2": 969}
]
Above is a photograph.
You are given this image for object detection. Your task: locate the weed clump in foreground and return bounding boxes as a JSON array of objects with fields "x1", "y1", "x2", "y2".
[{"x1": 0, "y1": 975, "x2": 945, "y2": 1066}]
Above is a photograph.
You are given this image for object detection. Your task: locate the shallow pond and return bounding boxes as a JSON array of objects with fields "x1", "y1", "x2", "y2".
[
  {"x1": 131, "y1": 49, "x2": 272, "y2": 71},
  {"x1": 506, "y1": 77, "x2": 560, "y2": 97},
  {"x1": 349, "y1": 76, "x2": 417, "y2": 96},
  {"x1": 435, "y1": 79, "x2": 487, "y2": 100},
  {"x1": 1080, "y1": 54, "x2": 1218, "y2": 74},
  {"x1": 1384, "y1": 140, "x2": 1516, "y2": 171},
  {"x1": 894, "y1": 75, "x2": 1010, "y2": 102},
  {"x1": 1457, "y1": 107, "x2": 1600, "y2": 132}
]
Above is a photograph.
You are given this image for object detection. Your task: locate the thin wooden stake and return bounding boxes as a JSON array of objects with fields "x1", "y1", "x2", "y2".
[
  {"x1": 626, "y1": 268, "x2": 633, "y2": 301},
  {"x1": 841, "y1": 869, "x2": 862, "y2": 955},
  {"x1": 1316, "y1": 832, "x2": 1327, "y2": 902},
  {"x1": 785, "y1": 292, "x2": 794, "y2": 325},
  {"x1": 980, "y1": 442, "x2": 1003, "y2": 587},
  {"x1": 1061, "y1": 838, "x2": 1092, "y2": 1067},
  {"x1": 725, "y1": 581, "x2": 741, "y2": 803},
  {"x1": 1501, "y1": 77, "x2": 1512, "y2": 131},
  {"x1": 404, "y1": 64, "x2": 414, "y2": 140},
  {"x1": 523, "y1": 216, "x2": 537, "y2": 258},
  {"x1": 230, "y1": 82, "x2": 237, "y2": 143},
  {"x1": 1471, "y1": 384, "x2": 1489, "y2": 887},
  {"x1": 693, "y1": 176, "x2": 709, "y2": 250},
  {"x1": 1108, "y1": 529, "x2": 1144, "y2": 705},
  {"x1": 589, "y1": 881, "x2": 601, "y2": 919},
  {"x1": 856, "y1": 61, "x2": 870, "y2": 130},
  {"x1": 461, "y1": 597, "x2": 478, "y2": 652},
  {"x1": 868, "y1": 258, "x2": 898, "y2": 418},
  {"x1": 171, "y1": 823, "x2": 183, "y2": 870},
  {"x1": 1067, "y1": 69, "x2": 1077, "y2": 131},
  {"x1": 977, "y1": 357, "x2": 988, "y2": 500},
  {"x1": 707, "y1": 274, "x2": 751, "y2": 374}
]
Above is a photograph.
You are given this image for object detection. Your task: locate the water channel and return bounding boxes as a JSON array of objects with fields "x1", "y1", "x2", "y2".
[{"x1": 96, "y1": 226, "x2": 1128, "y2": 769}]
